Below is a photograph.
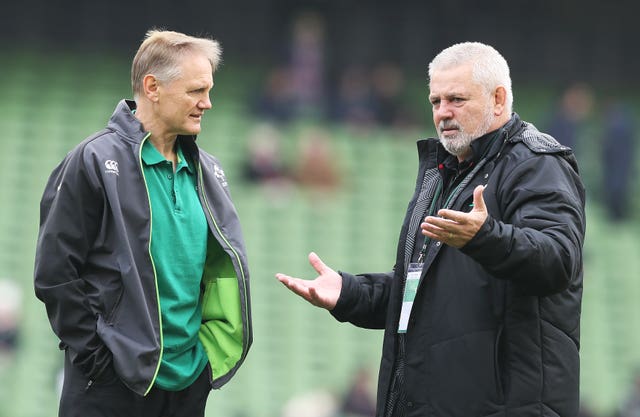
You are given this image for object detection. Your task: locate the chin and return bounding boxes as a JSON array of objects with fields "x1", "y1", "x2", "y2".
[{"x1": 184, "y1": 126, "x2": 202, "y2": 136}]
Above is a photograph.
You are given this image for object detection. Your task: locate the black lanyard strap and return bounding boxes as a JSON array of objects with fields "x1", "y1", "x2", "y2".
[{"x1": 416, "y1": 157, "x2": 489, "y2": 263}]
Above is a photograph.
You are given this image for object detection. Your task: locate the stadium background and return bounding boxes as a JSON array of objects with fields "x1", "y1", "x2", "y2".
[{"x1": 1, "y1": 1, "x2": 639, "y2": 416}]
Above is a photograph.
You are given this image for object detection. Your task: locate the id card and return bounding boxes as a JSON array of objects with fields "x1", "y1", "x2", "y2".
[{"x1": 398, "y1": 263, "x2": 423, "y2": 333}]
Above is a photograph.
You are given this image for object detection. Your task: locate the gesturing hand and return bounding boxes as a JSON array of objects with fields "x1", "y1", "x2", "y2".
[
  {"x1": 420, "y1": 185, "x2": 488, "y2": 248},
  {"x1": 275, "y1": 252, "x2": 342, "y2": 310}
]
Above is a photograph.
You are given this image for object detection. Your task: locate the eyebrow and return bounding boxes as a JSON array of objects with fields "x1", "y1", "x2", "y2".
[
  {"x1": 430, "y1": 91, "x2": 470, "y2": 100},
  {"x1": 190, "y1": 81, "x2": 213, "y2": 91}
]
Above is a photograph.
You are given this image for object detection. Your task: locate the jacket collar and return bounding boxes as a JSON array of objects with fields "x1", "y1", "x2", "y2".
[
  {"x1": 107, "y1": 100, "x2": 199, "y2": 152},
  {"x1": 417, "y1": 113, "x2": 524, "y2": 165},
  {"x1": 106, "y1": 100, "x2": 148, "y2": 143},
  {"x1": 141, "y1": 139, "x2": 194, "y2": 174}
]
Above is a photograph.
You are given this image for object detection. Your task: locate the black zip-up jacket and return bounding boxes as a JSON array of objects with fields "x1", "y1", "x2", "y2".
[
  {"x1": 34, "y1": 100, "x2": 252, "y2": 396},
  {"x1": 332, "y1": 114, "x2": 586, "y2": 416}
]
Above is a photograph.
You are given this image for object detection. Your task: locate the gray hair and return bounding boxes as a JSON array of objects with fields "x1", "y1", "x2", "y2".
[
  {"x1": 131, "y1": 29, "x2": 222, "y2": 99},
  {"x1": 428, "y1": 42, "x2": 513, "y2": 113}
]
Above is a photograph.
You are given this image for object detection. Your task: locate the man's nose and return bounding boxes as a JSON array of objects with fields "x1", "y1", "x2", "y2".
[
  {"x1": 200, "y1": 96, "x2": 212, "y2": 109},
  {"x1": 435, "y1": 101, "x2": 454, "y2": 119}
]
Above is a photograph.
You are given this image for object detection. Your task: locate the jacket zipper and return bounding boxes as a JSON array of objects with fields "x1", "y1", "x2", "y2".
[
  {"x1": 196, "y1": 162, "x2": 251, "y2": 380},
  {"x1": 138, "y1": 133, "x2": 164, "y2": 396}
]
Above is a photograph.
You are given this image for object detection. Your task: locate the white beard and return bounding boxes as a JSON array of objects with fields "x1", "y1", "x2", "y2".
[{"x1": 438, "y1": 108, "x2": 495, "y2": 158}]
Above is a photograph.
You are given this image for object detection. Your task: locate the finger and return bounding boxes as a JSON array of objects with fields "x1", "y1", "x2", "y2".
[
  {"x1": 275, "y1": 273, "x2": 307, "y2": 290},
  {"x1": 308, "y1": 286, "x2": 323, "y2": 306},
  {"x1": 434, "y1": 209, "x2": 464, "y2": 224},
  {"x1": 276, "y1": 274, "x2": 312, "y2": 298},
  {"x1": 420, "y1": 219, "x2": 447, "y2": 239},
  {"x1": 275, "y1": 273, "x2": 293, "y2": 285},
  {"x1": 308, "y1": 252, "x2": 329, "y2": 275},
  {"x1": 472, "y1": 185, "x2": 487, "y2": 213},
  {"x1": 436, "y1": 185, "x2": 487, "y2": 222},
  {"x1": 425, "y1": 214, "x2": 460, "y2": 228}
]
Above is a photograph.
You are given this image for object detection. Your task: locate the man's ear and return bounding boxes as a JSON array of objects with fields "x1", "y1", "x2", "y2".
[
  {"x1": 493, "y1": 86, "x2": 507, "y2": 116},
  {"x1": 142, "y1": 74, "x2": 160, "y2": 102}
]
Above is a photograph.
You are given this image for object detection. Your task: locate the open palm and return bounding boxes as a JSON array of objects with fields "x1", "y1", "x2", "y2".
[{"x1": 275, "y1": 252, "x2": 342, "y2": 310}]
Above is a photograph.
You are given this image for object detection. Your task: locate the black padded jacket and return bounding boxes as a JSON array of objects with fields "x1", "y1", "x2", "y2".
[{"x1": 332, "y1": 114, "x2": 586, "y2": 417}]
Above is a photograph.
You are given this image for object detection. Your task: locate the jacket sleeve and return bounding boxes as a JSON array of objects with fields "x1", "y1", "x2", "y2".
[
  {"x1": 330, "y1": 270, "x2": 394, "y2": 329},
  {"x1": 34, "y1": 147, "x2": 112, "y2": 378},
  {"x1": 461, "y1": 153, "x2": 586, "y2": 296}
]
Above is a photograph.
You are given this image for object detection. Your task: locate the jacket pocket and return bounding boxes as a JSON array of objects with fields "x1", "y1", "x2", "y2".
[
  {"x1": 429, "y1": 329, "x2": 504, "y2": 416},
  {"x1": 103, "y1": 286, "x2": 124, "y2": 325},
  {"x1": 103, "y1": 258, "x2": 130, "y2": 324}
]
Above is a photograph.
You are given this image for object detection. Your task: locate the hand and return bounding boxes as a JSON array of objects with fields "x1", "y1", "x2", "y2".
[
  {"x1": 275, "y1": 252, "x2": 342, "y2": 310},
  {"x1": 420, "y1": 185, "x2": 488, "y2": 248}
]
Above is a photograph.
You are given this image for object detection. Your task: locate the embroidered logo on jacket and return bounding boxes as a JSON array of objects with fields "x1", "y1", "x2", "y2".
[
  {"x1": 214, "y1": 164, "x2": 228, "y2": 187},
  {"x1": 105, "y1": 160, "x2": 119, "y2": 175}
]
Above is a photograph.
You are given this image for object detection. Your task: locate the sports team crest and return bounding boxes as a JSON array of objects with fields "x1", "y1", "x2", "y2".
[{"x1": 214, "y1": 164, "x2": 228, "y2": 187}]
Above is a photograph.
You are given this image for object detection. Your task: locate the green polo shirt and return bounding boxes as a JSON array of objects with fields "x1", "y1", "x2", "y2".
[{"x1": 142, "y1": 139, "x2": 209, "y2": 391}]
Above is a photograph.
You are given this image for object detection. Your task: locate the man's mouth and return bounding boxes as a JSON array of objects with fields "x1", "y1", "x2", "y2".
[{"x1": 439, "y1": 121, "x2": 460, "y2": 135}]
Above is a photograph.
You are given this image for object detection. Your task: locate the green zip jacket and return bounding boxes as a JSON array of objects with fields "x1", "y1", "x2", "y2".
[{"x1": 34, "y1": 99, "x2": 253, "y2": 396}]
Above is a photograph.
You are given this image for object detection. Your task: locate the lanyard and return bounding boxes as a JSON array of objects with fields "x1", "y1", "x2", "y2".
[
  {"x1": 415, "y1": 157, "x2": 488, "y2": 263},
  {"x1": 415, "y1": 180, "x2": 442, "y2": 263}
]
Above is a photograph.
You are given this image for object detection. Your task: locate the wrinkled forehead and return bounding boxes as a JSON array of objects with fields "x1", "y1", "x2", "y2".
[{"x1": 429, "y1": 64, "x2": 483, "y2": 96}]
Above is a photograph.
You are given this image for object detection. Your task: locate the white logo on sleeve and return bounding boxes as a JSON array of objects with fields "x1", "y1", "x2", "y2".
[{"x1": 105, "y1": 160, "x2": 119, "y2": 175}]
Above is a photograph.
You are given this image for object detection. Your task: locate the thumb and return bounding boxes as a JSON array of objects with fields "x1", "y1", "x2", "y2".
[
  {"x1": 472, "y1": 185, "x2": 487, "y2": 213},
  {"x1": 308, "y1": 252, "x2": 329, "y2": 275}
]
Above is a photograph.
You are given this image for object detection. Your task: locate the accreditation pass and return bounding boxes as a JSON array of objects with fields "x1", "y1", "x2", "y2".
[{"x1": 398, "y1": 263, "x2": 423, "y2": 333}]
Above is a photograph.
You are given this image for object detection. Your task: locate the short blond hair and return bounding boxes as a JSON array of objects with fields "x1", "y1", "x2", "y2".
[{"x1": 131, "y1": 29, "x2": 222, "y2": 99}]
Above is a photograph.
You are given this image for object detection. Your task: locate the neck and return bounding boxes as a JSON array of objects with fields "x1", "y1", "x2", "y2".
[
  {"x1": 456, "y1": 152, "x2": 471, "y2": 163},
  {"x1": 149, "y1": 136, "x2": 178, "y2": 164},
  {"x1": 134, "y1": 102, "x2": 178, "y2": 164}
]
